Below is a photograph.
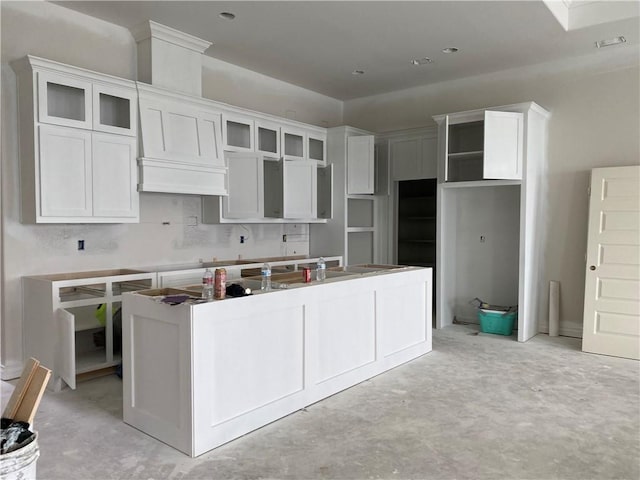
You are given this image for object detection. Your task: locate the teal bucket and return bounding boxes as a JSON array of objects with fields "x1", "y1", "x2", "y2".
[{"x1": 478, "y1": 309, "x2": 517, "y2": 336}]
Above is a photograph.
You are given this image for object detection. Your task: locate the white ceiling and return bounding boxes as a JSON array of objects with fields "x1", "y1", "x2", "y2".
[{"x1": 52, "y1": 1, "x2": 640, "y2": 100}]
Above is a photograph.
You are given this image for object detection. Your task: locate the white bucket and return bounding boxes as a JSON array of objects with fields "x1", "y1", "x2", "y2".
[{"x1": 0, "y1": 432, "x2": 39, "y2": 480}]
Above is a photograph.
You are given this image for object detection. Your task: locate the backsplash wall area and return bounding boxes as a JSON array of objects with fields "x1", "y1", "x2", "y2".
[{"x1": 0, "y1": 2, "x2": 341, "y2": 379}]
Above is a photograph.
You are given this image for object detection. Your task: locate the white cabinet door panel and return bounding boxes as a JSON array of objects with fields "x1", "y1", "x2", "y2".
[
  {"x1": 347, "y1": 135, "x2": 374, "y2": 194},
  {"x1": 223, "y1": 153, "x2": 264, "y2": 219},
  {"x1": 38, "y1": 125, "x2": 92, "y2": 217},
  {"x1": 198, "y1": 112, "x2": 225, "y2": 167},
  {"x1": 483, "y1": 110, "x2": 523, "y2": 180},
  {"x1": 391, "y1": 138, "x2": 421, "y2": 181},
  {"x1": 92, "y1": 132, "x2": 138, "y2": 218},
  {"x1": 283, "y1": 160, "x2": 317, "y2": 219},
  {"x1": 55, "y1": 308, "x2": 76, "y2": 390}
]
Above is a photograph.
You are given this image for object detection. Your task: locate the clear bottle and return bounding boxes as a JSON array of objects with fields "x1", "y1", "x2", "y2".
[
  {"x1": 316, "y1": 256, "x2": 326, "y2": 281},
  {"x1": 261, "y1": 263, "x2": 272, "y2": 291},
  {"x1": 202, "y1": 268, "x2": 214, "y2": 301}
]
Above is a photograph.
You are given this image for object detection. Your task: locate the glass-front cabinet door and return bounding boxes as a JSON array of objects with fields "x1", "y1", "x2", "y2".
[
  {"x1": 308, "y1": 132, "x2": 326, "y2": 163},
  {"x1": 37, "y1": 71, "x2": 92, "y2": 130},
  {"x1": 255, "y1": 120, "x2": 280, "y2": 159},
  {"x1": 92, "y1": 84, "x2": 137, "y2": 137},
  {"x1": 223, "y1": 113, "x2": 255, "y2": 152},
  {"x1": 281, "y1": 126, "x2": 307, "y2": 161}
]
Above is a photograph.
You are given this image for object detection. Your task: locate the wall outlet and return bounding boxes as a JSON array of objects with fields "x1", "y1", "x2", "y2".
[
  {"x1": 240, "y1": 235, "x2": 246, "y2": 244},
  {"x1": 77, "y1": 240, "x2": 85, "y2": 251}
]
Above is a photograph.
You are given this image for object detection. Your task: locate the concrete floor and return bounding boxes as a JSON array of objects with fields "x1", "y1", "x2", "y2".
[{"x1": 2, "y1": 324, "x2": 639, "y2": 480}]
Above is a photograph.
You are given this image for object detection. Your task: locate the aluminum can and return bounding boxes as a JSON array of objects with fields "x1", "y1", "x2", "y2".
[
  {"x1": 302, "y1": 267, "x2": 311, "y2": 283},
  {"x1": 214, "y1": 268, "x2": 226, "y2": 299}
]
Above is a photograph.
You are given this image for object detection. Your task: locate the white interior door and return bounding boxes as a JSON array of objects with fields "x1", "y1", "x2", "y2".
[{"x1": 582, "y1": 165, "x2": 640, "y2": 360}]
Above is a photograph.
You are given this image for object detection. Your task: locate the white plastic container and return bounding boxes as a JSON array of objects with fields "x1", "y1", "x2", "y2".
[{"x1": 0, "y1": 433, "x2": 39, "y2": 480}]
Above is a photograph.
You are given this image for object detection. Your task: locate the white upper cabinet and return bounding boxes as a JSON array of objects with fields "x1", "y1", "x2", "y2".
[
  {"x1": 439, "y1": 109, "x2": 524, "y2": 183},
  {"x1": 223, "y1": 113, "x2": 255, "y2": 153},
  {"x1": 13, "y1": 56, "x2": 139, "y2": 223},
  {"x1": 390, "y1": 132, "x2": 437, "y2": 181},
  {"x1": 347, "y1": 135, "x2": 375, "y2": 194},
  {"x1": 281, "y1": 126, "x2": 307, "y2": 161},
  {"x1": 255, "y1": 119, "x2": 281, "y2": 159}
]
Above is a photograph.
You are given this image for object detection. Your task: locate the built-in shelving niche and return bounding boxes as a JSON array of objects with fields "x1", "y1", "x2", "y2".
[{"x1": 397, "y1": 178, "x2": 437, "y2": 317}]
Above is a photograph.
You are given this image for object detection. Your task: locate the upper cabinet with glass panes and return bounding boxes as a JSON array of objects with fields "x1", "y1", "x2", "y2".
[{"x1": 34, "y1": 60, "x2": 137, "y2": 137}]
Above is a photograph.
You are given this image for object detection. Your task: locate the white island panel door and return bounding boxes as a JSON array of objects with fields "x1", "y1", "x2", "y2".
[
  {"x1": 38, "y1": 124, "x2": 92, "y2": 218},
  {"x1": 582, "y1": 165, "x2": 640, "y2": 360}
]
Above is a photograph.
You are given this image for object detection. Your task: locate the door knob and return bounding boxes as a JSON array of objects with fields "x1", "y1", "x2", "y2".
[{"x1": 589, "y1": 265, "x2": 596, "y2": 271}]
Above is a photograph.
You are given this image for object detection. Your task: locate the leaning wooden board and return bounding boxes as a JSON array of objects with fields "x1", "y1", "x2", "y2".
[{"x1": 3, "y1": 357, "x2": 51, "y2": 425}]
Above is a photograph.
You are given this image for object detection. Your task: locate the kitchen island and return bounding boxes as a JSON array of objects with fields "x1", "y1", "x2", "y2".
[{"x1": 122, "y1": 264, "x2": 432, "y2": 457}]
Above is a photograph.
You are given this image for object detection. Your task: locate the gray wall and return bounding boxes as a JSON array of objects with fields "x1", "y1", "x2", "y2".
[{"x1": 344, "y1": 51, "x2": 640, "y2": 337}]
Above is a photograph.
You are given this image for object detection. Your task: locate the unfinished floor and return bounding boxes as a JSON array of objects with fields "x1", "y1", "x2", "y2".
[{"x1": 2, "y1": 324, "x2": 639, "y2": 480}]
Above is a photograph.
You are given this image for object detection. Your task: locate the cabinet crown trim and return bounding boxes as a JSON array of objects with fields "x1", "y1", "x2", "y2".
[
  {"x1": 130, "y1": 20, "x2": 212, "y2": 53},
  {"x1": 13, "y1": 55, "x2": 136, "y2": 89},
  {"x1": 432, "y1": 101, "x2": 551, "y2": 123}
]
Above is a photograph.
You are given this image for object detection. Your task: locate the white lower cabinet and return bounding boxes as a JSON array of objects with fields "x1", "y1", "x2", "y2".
[
  {"x1": 23, "y1": 270, "x2": 156, "y2": 391},
  {"x1": 38, "y1": 125, "x2": 137, "y2": 221},
  {"x1": 123, "y1": 265, "x2": 432, "y2": 457}
]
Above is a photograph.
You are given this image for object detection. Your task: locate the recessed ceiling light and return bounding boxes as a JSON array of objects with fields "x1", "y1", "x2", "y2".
[
  {"x1": 411, "y1": 57, "x2": 433, "y2": 65},
  {"x1": 442, "y1": 47, "x2": 459, "y2": 54},
  {"x1": 352, "y1": 70, "x2": 365, "y2": 75},
  {"x1": 595, "y1": 36, "x2": 626, "y2": 48},
  {"x1": 219, "y1": 12, "x2": 236, "y2": 20}
]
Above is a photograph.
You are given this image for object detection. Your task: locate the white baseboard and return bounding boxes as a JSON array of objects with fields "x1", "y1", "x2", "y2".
[{"x1": 1, "y1": 360, "x2": 24, "y2": 381}]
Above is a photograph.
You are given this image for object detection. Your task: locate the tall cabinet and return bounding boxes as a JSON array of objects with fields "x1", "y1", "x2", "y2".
[
  {"x1": 310, "y1": 126, "x2": 381, "y2": 264},
  {"x1": 434, "y1": 102, "x2": 550, "y2": 342}
]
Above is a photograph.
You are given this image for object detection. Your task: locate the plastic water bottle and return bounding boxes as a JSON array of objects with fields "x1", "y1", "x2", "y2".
[
  {"x1": 202, "y1": 268, "x2": 214, "y2": 301},
  {"x1": 316, "y1": 257, "x2": 326, "y2": 281},
  {"x1": 261, "y1": 263, "x2": 272, "y2": 291}
]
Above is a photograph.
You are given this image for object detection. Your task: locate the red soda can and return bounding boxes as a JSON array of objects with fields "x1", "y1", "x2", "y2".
[
  {"x1": 214, "y1": 268, "x2": 226, "y2": 299},
  {"x1": 302, "y1": 267, "x2": 311, "y2": 283}
]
